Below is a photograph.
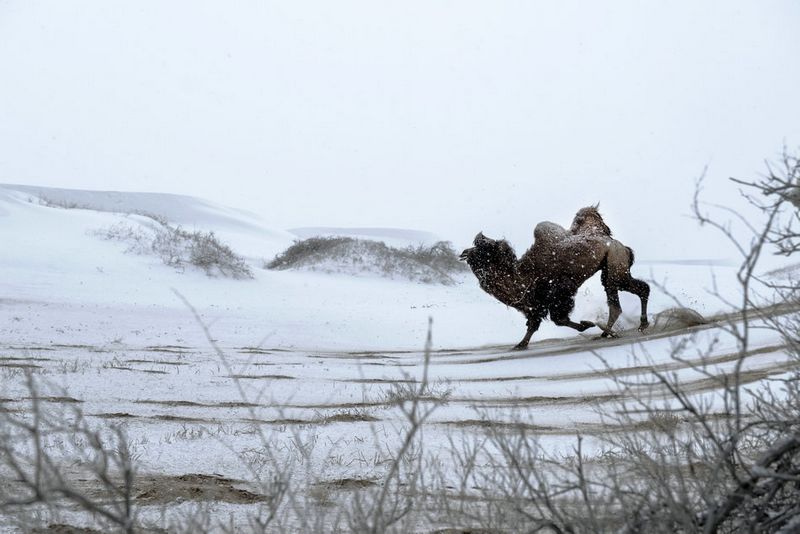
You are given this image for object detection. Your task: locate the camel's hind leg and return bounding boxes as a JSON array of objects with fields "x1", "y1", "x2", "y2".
[
  {"x1": 551, "y1": 317, "x2": 597, "y2": 332},
  {"x1": 550, "y1": 312, "x2": 595, "y2": 332},
  {"x1": 601, "y1": 286, "x2": 623, "y2": 337},
  {"x1": 601, "y1": 244, "x2": 650, "y2": 335},
  {"x1": 599, "y1": 264, "x2": 623, "y2": 337},
  {"x1": 602, "y1": 275, "x2": 650, "y2": 335},
  {"x1": 620, "y1": 277, "x2": 650, "y2": 331}
]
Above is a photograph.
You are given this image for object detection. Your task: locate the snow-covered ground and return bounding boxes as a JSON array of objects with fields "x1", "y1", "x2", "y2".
[{"x1": 0, "y1": 184, "x2": 795, "y2": 531}]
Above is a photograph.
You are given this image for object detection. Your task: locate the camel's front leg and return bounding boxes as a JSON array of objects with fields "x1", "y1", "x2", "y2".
[{"x1": 513, "y1": 315, "x2": 542, "y2": 350}]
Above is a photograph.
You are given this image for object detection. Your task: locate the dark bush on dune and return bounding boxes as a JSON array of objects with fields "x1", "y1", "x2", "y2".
[
  {"x1": 148, "y1": 225, "x2": 252, "y2": 279},
  {"x1": 266, "y1": 236, "x2": 467, "y2": 285},
  {"x1": 184, "y1": 229, "x2": 252, "y2": 279},
  {"x1": 98, "y1": 218, "x2": 253, "y2": 279},
  {"x1": 266, "y1": 236, "x2": 355, "y2": 270},
  {"x1": 405, "y1": 240, "x2": 466, "y2": 275}
]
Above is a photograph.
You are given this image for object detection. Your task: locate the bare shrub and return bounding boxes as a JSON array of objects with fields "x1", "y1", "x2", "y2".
[
  {"x1": 96, "y1": 217, "x2": 253, "y2": 279},
  {"x1": 266, "y1": 236, "x2": 466, "y2": 285},
  {"x1": 266, "y1": 236, "x2": 354, "y2": 270},
  {"x1": 381, "y1": 378, "x2": 452, "y2": 406},
  {"x1": 37, "y1": 195, "x2": 90, "y2": 210},
  {"x1": 150, "y1": 224, "x2": 184, "y2": 267},
  {"x1": 0, "y1": 373, "x2": 138, "y2": 533},
  {"x1": 184, "y1": 229, "x2": 252, "y2": 278},
  {"x1": 404, "y1": 241, "x2": 467, "y2": 275}
]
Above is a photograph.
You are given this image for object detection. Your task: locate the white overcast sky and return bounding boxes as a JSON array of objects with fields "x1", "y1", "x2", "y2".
[{"x1": 1, "y1": 1, "x2": 799, "y2": 259}]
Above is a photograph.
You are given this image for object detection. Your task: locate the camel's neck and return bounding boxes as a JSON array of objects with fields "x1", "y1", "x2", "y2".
[{"x1": 473, "y1": 259, "x2": 531, "y2": 309}]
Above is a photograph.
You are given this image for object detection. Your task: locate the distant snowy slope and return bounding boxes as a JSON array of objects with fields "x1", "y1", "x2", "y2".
[
  {"x1": 4, "y1": 184, "x2": 258, "y2": 228},
  {"x1": 1, "y1": 184, "x2": 294, "y2": 259}
]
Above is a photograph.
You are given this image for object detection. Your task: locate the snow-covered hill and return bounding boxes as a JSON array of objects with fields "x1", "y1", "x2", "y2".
[
  {"x1": 2, "y1": 184, "x2": 295, "y2": 261},
  {"x1": 6, "y1": 184, "x2": 265, "y2": 230},
  {"x1": 0, "y1": 183, "x2": 749, "y2": 351}
]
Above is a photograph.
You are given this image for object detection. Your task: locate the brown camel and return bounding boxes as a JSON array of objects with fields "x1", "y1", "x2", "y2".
[{"x1": 460, "y1": 207, "x2": 649, "y2": 349}]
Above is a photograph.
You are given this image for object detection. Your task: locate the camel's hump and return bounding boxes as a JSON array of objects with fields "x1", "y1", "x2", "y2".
[{"x1": 533, "y1": 221, "x2": 569, "y2": 242}]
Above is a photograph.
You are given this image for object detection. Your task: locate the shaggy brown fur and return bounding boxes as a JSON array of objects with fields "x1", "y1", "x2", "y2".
[
  {"x1": 570, "y1": 205, "x2": 612, "y2": 236},
  {"x1": 460, "y1": 207, "x2": 649, "y2": 349}
]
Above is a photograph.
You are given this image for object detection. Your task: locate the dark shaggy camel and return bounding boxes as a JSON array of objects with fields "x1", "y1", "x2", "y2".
[{"x1": 460, "y1": 208, "x2": 649, "y2": 349}]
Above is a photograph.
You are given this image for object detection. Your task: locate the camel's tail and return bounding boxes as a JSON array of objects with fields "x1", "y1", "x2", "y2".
[{"x1": 626, "y1": 246, "x2": 635, "y2": 267}]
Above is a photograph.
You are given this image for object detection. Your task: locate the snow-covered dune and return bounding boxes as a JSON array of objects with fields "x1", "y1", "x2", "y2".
[
  {"x1": 0, "y1": 183, "x2": 751, "y2": 352},
  {"x1": 4, "y1": 184, "x2": 263, "y2": 230},
  {"x1": 1, "y1": 184, "x2": 295, "y2": 261}
]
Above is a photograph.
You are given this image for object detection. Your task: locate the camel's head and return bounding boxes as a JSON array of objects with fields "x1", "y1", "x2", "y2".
[
  {"x1": 570, "y1": 205, "x2": 611, "y2": 236},
  {"x1": 460, "y1": 232, "x2": 517, "y2": 276}
]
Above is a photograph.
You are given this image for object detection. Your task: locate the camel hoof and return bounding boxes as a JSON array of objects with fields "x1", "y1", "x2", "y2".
[
  {"x1": 600, "y1": 331, "x2": 619, "y2": 339},
  {"x1": 578, "y1": 320, "x2": 595, "y2": 332},
  {"x1": 511, "y1": 343, "x2": 528, "y2": 351},
  {"x1": 638, "y1": 323, "x2": 649, "y2": 333}
]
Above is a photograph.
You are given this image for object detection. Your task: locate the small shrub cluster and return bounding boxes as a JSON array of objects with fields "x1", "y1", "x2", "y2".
[
  {"x1": 266, "y1": 236, "x2": 353, "y2": 270},
  {"x1": 405, "y1": 240, "x2": 467, "y2": 275},
  {"x1": 97, "y1": 217, "x2": 252, "y2": 279},
  {"x1": 37, "y1": 195, "x2": 89, "y2": 210},
  {"x1": 266, "y1": 236, "x2": 467, "y2": 285}
]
